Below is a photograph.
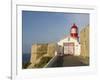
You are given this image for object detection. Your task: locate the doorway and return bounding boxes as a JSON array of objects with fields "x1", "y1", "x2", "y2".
[{"x1": 63, "y1": 43, "x2": 74, "y2": 55}]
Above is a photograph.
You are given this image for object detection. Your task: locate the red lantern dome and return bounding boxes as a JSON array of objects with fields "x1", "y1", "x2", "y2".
[{"x1": 70, "y1": 23, "x2": 78, "y2": 39}]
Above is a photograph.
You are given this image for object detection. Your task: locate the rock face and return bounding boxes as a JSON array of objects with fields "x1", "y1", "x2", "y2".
[
  {"x1": 30, "y1": 44, "x2": 48, "y2": 64},
  {"x1": 47, "y1": 43, "x2": 57, "y2": 57},
  {"x1": 29, "y1": 43, "x2": 57, "y2": 68},
  {"x1": 30, "y1": 44, "x2": 37, "y2": 64},
  {"x1": 80, "y1": 25, "x2": 89, "y2": 58}
]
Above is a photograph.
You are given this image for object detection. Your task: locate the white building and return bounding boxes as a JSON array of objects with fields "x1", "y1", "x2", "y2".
[{"x1": 57, "y1": 24, "x2": 81, "y2": 56}]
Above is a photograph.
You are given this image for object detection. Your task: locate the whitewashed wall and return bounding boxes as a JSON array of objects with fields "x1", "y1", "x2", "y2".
[{"x1": 57, "y1": 37, "x2": 80, "y2": 56}]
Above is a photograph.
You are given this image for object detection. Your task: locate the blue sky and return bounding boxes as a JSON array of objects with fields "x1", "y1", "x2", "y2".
[{"x1": 22, "y1": 11, "x2": 89, "y2": 53}]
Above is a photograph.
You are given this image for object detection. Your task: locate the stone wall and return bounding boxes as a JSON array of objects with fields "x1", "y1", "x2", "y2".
[
  {"x1": 80, "y1": 25, "x2": 89, "y2": 57},
  {"x1": 30, "y1": 43, "x2": 57, "y2": 65},
  {"x1": 30, "y1": 44, "x2": 37, "y2": 64},
  {"x1": 47, "y1": 43, "x2": 57, "y2": 57},
  {"x1": 30, "y1": 44, "x2": 47, "y2": 64}
]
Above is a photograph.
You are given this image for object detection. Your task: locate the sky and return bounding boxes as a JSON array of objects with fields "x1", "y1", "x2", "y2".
[{"x1": 22, "y1": 11, "x2": 89, "y2": 54}]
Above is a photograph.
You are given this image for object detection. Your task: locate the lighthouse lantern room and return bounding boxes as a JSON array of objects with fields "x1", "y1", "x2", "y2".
[{"x1": 70, "y1": 23, "x2": 79, "y2": 40}]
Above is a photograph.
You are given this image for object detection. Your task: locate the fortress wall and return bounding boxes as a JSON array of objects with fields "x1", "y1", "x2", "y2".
[
  {"x1": 80, "y1": 25, "x2": 89, "y2": 58},
  {"x1": 47, "y1": 43, "x2": 57, "y2": 57},
  {"x1": 30, "y1": 43, "x2": 57, "y2": 64}
]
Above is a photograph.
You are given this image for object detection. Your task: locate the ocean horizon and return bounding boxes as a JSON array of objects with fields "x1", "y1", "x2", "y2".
[{"x1": 22, "y1": 53, "x2": 31, "y2": 64}]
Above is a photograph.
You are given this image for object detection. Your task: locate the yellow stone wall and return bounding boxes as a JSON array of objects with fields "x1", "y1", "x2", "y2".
[
  {"x1": 30, "y1": 43, "x2": 57, "y2": 64},
  {"x1": 47, "y1": 43, "x2": 57, "y2": 57},
  {"x1": 30, "y1": 44, "x2": 37, "y2": 64},
  {"x1": 80, "y1": 25, "x2": 89, "y2": 57}
]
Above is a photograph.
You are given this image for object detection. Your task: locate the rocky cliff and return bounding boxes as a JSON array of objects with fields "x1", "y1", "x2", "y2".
[{"x1": 28, "y1": 43, "x2": 57, "y2": 68}]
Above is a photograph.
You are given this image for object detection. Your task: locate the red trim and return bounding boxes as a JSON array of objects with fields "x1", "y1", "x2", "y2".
[
  {"x1": 71, "y1": 23, "x2": 78, "y2": 29},
  {"x1": 70, "y1": 23, "x2": 78, "y2": 38}
]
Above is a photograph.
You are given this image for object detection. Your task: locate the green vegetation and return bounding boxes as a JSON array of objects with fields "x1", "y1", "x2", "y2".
[
  {"x1": 34, "y1": 56, "x2": 52, "y2": 68},
  {"x1": 22, "y1": 62, "x2": 31, "y2": 69}
]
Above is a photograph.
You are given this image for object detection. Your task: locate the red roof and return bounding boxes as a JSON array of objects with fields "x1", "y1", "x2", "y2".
[{"x1": 71, "y1": 23, "x2": 78, "y2": 29}]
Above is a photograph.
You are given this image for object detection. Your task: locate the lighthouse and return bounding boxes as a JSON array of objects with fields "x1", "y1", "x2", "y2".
[
  {"x1": 70, "y1": 23, "x2": 79, "y2": 40},
  {"x1": 57, "y1": 23, "x2": 80, "y2": 56}
]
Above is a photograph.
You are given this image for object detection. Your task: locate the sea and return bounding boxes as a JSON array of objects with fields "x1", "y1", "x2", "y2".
[{"x1": 22, "y1": 53, "x2": 31, "y2": 64}]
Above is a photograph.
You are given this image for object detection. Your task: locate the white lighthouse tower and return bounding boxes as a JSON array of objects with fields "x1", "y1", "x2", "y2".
[{"x1": 57, "y1": 23, "x2": 81, "y2": 56}]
